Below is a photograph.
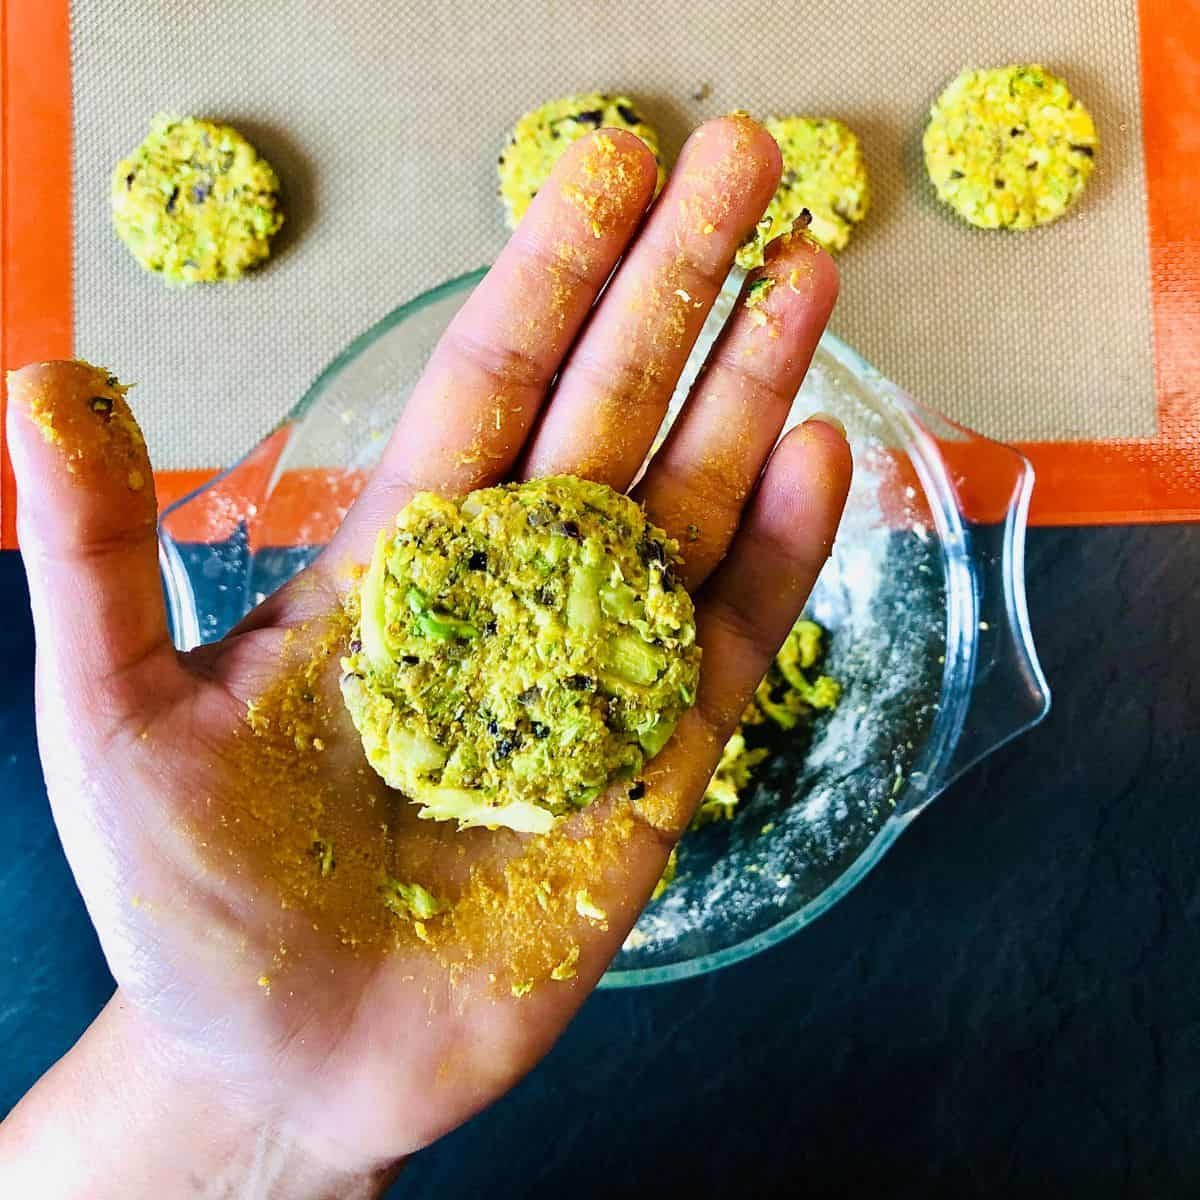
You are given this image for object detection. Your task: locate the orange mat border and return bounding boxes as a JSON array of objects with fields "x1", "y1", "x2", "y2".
[{"x1": 1, "y1": 0, "x2": 1197, "y2": 547}]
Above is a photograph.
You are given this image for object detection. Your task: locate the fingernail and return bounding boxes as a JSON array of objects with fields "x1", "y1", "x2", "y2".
[{"x1": 804, "y1": 411, "x2": 847, "y2": 439}]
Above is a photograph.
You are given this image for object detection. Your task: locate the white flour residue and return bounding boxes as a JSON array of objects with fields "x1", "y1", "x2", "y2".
[{"x1": 616, "y1": 276, "x2": 948, "y2": 974}]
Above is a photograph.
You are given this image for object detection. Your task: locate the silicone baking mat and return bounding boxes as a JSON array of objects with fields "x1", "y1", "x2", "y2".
[{"x1": 2, "y1": 0, "x2": 1198, "y2": 540}]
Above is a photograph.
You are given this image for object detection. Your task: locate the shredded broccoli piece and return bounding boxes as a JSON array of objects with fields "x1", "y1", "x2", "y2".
[
  {"x1": 311, "y1": 838, "x2": 335, "y2": 877},
  {"x1": 651, "y1": 847, "x2": 679, "y2": 900},
  {"x1": 693, "y1": 731, "x2": 770, "y2": 827},
  {"x1": 566, "y1": 563, "x2": 604, "y2": 632},
  {"x1": 575, "y1": 889, "x2": 607, "y2": 922},
  {"x1": 550, "y1": 944, "x2": 581, "y2": 981},
  {"x1": 602, "y1": 629, "x2": 665, "y2": 686},
  {"x1": 744, "y1": 276, "x2": 776, "y2": 309},
  {"x1": 380, "y1": 878, "x2": 445, "y2": 922},
  {"x1": 406, "y1": 587, "x2": 479, "y2": 641}
]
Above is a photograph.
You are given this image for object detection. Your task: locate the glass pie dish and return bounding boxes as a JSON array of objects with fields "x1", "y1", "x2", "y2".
[{"x1": 159, "y1": 268, "x2": 1050, "y2": 988}]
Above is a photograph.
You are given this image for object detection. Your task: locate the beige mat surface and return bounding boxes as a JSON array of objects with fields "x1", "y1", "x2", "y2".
[{"x1": 72, "y1": 0, "x2": 1154, "y2": 470}]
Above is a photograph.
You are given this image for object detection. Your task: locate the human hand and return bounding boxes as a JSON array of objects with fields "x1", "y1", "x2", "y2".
[{"x1": 1, "y1": 116, "x2": 850, "y2": 1196}]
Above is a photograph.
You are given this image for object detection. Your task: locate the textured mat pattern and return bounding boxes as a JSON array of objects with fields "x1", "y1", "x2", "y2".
[{"x1": 72, "y1": 0, "x2": 1154, "y2": 468}]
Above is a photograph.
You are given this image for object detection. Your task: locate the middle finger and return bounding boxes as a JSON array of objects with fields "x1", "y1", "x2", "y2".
[{"x1": 519, "y1": 114, "x2": 781, "y2": 490}]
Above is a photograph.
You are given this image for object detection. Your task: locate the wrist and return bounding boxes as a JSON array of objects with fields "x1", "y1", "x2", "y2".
[{"x1": 0, "y1": 993, "x2": 401, "y2": 1199}]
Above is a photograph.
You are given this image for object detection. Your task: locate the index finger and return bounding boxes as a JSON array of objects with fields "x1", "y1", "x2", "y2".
[{"x1": 326, "y1": 129, "x2": 659, "y2": 566}]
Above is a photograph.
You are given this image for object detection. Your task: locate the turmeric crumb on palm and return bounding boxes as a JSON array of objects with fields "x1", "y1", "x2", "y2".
[
  {"x1": 423, "y1": 799, "x2": 639, "y2": 997},
  {"x1": 194, "y1": 612, "x2": 647, "y2": 999},
  {"x1": 198, "y1": 613, "x2": 413, "y2": 960}
]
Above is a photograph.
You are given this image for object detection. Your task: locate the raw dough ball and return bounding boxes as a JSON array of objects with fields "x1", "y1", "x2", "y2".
[
  {"x1": 737, "y1": 116, "x2": 870, "y2": 268},
  {"x1": 112, "y1": 115, "x2": 284, "y2": 284},
  {"x1": 497, "y1": 92, "x2": 665, "y2": 228},
  {"x1": 341, "y1": 476, "x2": 700, "y2": 834},
  {"x1": 923, "y1": 65, "x2": 1098, "y2": 230}
]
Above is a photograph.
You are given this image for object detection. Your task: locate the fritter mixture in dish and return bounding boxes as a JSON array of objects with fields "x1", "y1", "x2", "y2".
[
  {"x1": 737, "y1": 116, "x2": 869, "y2": 267},
  {"x1": 696, "y1": 618, "x2": 840, "y2": 825},
  {"x1": 341, "y1": 476, "x2": 700, "y2": 834},
  {"x1": 497, "y1": 92, "x2": 665, "y2": 227},
  {"x1": 112, "y1": 115, "x2": 284, "y2": 284},
  {"x1": 646, "y1": 619, "x2": 839, "y2": 901},
  {"x1": 923, "y1": 65, "x2": 1097, "y2": 230}
]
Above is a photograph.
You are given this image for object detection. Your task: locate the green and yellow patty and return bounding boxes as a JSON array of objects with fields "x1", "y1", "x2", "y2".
[
  {"x1": 737, "y1": 116, "x2": 869, "y2": 268},
  {"x1": 341, "y1": 477, "x2": 700, "y2": 834},
  {"x1": 112, "y1": 115, "x2": 284, "y2": 284},
  {"x1": 497, "y1": 92, "x2": 665, "y2": 228},
  {"x1": 923, "y1": 65, "x2": 1097, "y2": 230}
]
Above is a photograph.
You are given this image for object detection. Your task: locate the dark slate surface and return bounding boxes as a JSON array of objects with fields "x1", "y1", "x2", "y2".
[{"x1": 2, "y1": 526, "x2": 1198, "y2": 1196}]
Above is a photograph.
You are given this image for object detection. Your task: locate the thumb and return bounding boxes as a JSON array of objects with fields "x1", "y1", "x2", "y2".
[{"x1": 7, "y1": 360, "x2": 182, "y2": 728}]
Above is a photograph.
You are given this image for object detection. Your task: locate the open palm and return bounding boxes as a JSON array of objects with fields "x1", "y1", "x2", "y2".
[{"x1": 6, "y1": 117, "x2": 850, "y2": 1180}]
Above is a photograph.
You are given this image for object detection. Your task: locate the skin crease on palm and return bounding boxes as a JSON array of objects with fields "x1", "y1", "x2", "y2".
[{"x1": 0, "y1": 117, "x2": 851, "y2": 1196}]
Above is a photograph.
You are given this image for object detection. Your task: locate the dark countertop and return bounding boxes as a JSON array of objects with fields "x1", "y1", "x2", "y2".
[{"x1": 3, "y1": 525, "x2": 1198, "y2": 1197}]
